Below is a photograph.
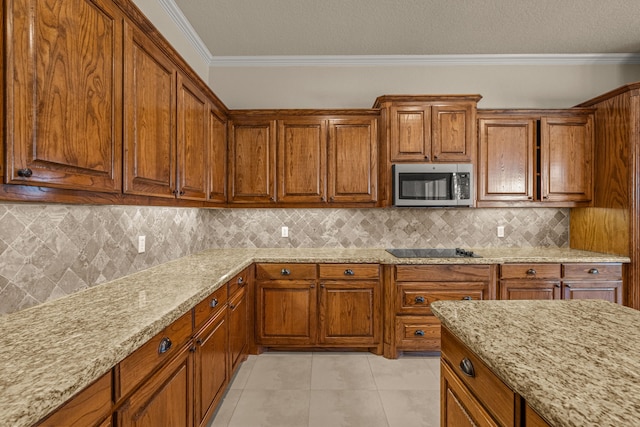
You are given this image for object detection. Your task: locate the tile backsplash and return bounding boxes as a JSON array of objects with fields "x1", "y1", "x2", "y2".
[{"x1": 0, "y1": 204, "x2": 568, "y2": 315}]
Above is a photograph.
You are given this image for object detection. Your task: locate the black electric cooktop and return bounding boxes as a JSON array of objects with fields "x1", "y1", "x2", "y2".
[{"x1": 386, "y1": 248, "x2": 480, "y2": 258}]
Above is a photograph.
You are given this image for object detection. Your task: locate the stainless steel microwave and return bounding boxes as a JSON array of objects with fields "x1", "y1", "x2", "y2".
[{"x1": 392, "y1": 163, "x2": 474, "y2": 207}]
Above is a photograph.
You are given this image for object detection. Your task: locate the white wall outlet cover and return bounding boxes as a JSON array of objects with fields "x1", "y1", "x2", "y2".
[
  {"x1": 281, "y1": 226, "x2": 289, "y2": 238},
  {"x1": 138, "y1": 235, "x2": 146, "y2": 253}
]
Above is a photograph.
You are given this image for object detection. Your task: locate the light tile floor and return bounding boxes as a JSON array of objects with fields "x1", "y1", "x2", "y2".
[{"x1": 208, "y1": 352, "x2": 441, "y2": 427}]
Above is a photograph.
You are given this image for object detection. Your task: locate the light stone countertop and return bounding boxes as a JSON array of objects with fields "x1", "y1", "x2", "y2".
[
  {"x1": 0, "y1": 247, "x2": 630, "y2": 427},
  {"x1": 431, "y1": 299, "x2": 640, "y2": 427}
]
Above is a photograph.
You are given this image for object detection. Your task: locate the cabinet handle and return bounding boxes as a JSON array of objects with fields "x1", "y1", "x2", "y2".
[
  {"x1": 238, "y1": 276, "x2": 245, "y2": 286},
  {"x1": 526, "y1": 269, "x2": 537, "y2": 276},
  {"x1": 462, "y1": 296, "x2": 472, "y2": 301},
  {"x1": 189, "y1": 345, "x2": 197, "y2": 353},
  {"x1": 414, "y1": 296, "x2": 425, "y2": 304},
  {"x1": 433, "y1": 155, "x2": 439, "y2": 160},
  {"x1": 424, "y1": 155, "x2": 430, "y2": 161},
  {"x1": 17, "y1": 168, "x2": 33, "y2": 178},
  {"x1": 460, "y1": 357, "x2": 475, "y2": 377},
  {"x1": 281, "y1": 268, "x2": 291, "y2": 276},
  {"x1": 565, "y1": 284, "x2": 572, "y2": 288},
  {"x1": 320, "y1": 284, "x2": 325, "y2": 288},
  {"x1": 210, "y1": 298, "x2": 219, "y2": 308},
  {"x1": 555, "y1": 284, "x2": 560, "y2": 288},
  {"x1": 588, "y1": 268, "x2": 599, "y2": 275},
  {"x1": 230, "y1": 303, "x2": 236, "y2": 309},
  {"x1": 158, "y1": 337, "x2": 172, "y2": 354},
  {"x1": 196, "y1": 338, "x2": 204, "y2": 346},
  {"x1": 310, "y1": 284, "x2": 315, "y2": 288},
  {"x1": 179, "y1": 190, "x2": 185, "y2": 196},
  {"x1": 414, "y1": 330, "x2": 425, "y2": 337},
  {"x1": 344, "y1": 269, "x2": 355, "y2": 276}
]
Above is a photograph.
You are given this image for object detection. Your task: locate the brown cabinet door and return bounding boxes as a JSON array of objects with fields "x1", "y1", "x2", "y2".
[
  {"x1": 256, "y1": 280, "x2": 317, "y2": 345},
  {"x1": 478, "y1": 118, "x2": 536, "y2": 202},
  {"x1": 389, "y1": 105, "x2": 431, "y2": 161},
  {"x1": 317, "y1": 280, "x2": 380, "y2": 345},
  {"x1": 562, "y1": 281, "x2": 623, "y2": 303},
  {"x1": 193, "y1": 309, "x2": 228, "y2": 427},
  {"x1": 208, "y1": 106, "x2": 227, "y2": 203},
  {"x1": 540, "y1": 114, "x2": 593, "y2": 203},
  {"x1": 229, "y1": 286, "x2": 248, "y2": 373},
  {"x1": 176, "y1": 74, "x2": 207, "y2": 200},
  {"x1": 123, "y1": 23, "x2": 176, "y2": 198},
  {"x1": 277, "y1": 119, "x2": 327, "y2": 203},
  {"x1": 431, "y1": 103, "x2": 474, "y2": 162},
  {"x1": 5, "y1": 0, "x2": 123, "y2": 192},
  {"x1": 500, "y1": 280, "x2": 561, "y2": 300},
  {"x1": 117, "y1": 345, "x2": 193, "y2": 427},
  {"x1": 328, "y1": 118, "x2": 378, "y2": 203},
  {"x1": 229, "y1": 120, "x2": 277, "y2": 203}
]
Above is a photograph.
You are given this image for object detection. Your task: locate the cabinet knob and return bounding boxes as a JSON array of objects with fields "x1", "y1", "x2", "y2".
[
  {"x1": 196, "y1": 338, "x2": 204, "y2": 346},
  {"x1": 565, "y1": 284, "x2": 572, "y2": 288},
  {"x1": 462, "y1": 296, "x2": 472, "y2": 301},
  {"x1": 189, "y1": 345, "x2": 197, "y2": 353},
  {"x1": 17, "y1": 168, "x2": 33, "y2": 178},
  {"x1": 238, "y1": 276, "x2": 245, "y2": 286},
  {"x1": 158, "y1": 337, "x2": 172, "y2": 354},
  {"x1": 526, "y1": 269, "x2": 537, "y2": 276},
  {"x1": 310, "y1": 284, "x2": 315, "y2": 288},
  {"x1": 210, "y1": 298, "x2": 218, "y2": 308},
  {"x1": 281, "y1": 268, "x2": 291, "y2": 276},
  {"x1": 433, "y1": 155, "x2": 439, "y2": 160},
  {"x1": 414, "y1": 296, "x2": 425, "y2": 304},
  {"x1": 179, "y1": 190, "x2": 185, "y2": 196},
  {"x1": 414, "y1": 330, "x2": 425, "y2": 337},
  {"x1": 459, "y1": 357, "x2": 475, "y2": 377},
  {"x1": 424, "y1": 155, "x2": 430, "y2": 161},
  {"x1": 344, "y1": 269, "x2": 355, "y2": 276},
  {"x1": 230, "y1": 303, "x2": 236, "y2": 309},
  {"x1": 320, "y1": 283, "x2": 325, "y2": 288},
  {"x1": 588, "y1": 268, "x2": 599, "y2": 275}
]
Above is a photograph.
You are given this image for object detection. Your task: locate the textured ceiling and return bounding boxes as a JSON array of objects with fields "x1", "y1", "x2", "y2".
[{"x1": 173, "y1": 0, "x2": 640, "y2": 56}]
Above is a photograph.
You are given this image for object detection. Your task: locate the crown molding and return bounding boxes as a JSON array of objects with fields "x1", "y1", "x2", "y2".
[
  {"x1": 209, "y1": 53, "x2": 640, "y2": 67},
  {"x1": 160, "y1": 1, "x2": 640, "y2": 68}
]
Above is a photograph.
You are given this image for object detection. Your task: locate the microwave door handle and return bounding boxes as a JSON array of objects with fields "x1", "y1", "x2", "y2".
[{"x1": 451, "y1": 173, "x2": 458, "y2": 201}]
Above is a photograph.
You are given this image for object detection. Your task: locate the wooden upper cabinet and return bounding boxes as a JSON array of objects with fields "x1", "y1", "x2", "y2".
[
  {"x1": 123, "y1": 23, "x2": 176, "y2": 198},
  {"x1": 277, "y1": 119, "x2": 327, "y2": 203},
  {"x1": 176, "y1": 74, "x2": 208, "y2": 200},
  {"x1": 328, "y1": 117, "x2": 378, "y2": 203},
  {"x1": 541, "y1": 114, "x2": 593, "y2": 203},
  {"x1": 208, "y1": 106, "x2": 228, "y2": 203},
  {"x1": 478, "y1": 117, "x2": 536, "y2": 202},
  {"x1": 229, "y1": 120, "x2": 277, "y2": 203},
  {"x1": 389, "y1": 105, "x2": 431, "y2": 161},
  {"x1": 5, "y1": 0, "x2": 124, "y2": 192},
  {"x1": 432, "y1": 103, "x2": 475, "y2": 162}
]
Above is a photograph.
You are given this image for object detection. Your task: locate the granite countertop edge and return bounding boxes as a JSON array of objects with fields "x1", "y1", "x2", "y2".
[{"x1": 0, "y1": 247, "x2": 630, "y2": 427}]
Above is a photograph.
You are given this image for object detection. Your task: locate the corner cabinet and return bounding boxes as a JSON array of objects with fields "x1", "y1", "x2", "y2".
[
  {"x1": 477, "y1": 109, "x2": 594, "y2": 207},
  {"x1": 5, "y1": 0, "x2": 124, "y2": 192}
]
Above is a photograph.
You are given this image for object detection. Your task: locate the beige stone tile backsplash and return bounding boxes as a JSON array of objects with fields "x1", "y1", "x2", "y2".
[{"x1": 0, "y1": 204, "x2": 568, "y2": 315}]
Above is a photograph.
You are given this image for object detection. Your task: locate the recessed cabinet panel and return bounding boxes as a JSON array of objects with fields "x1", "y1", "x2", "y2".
[
  {"x1": 390, "y1": 106, "x2": 431, "y2": 161},
  {"x1": 432, "y1": 104, "x2": 473, "y2": 162},
  {"x1": 229, "y1": 121, "x2": 276, "y2": 203},
  {"x1": 278, "y1": 120, "x2": 326, "y2": 203},
  {"x1": 328, "y1": 118, "x2": 378, "y2": 203},
  {"x1": 6, "y1": 0, "x2": 123, "y2": 192},
  {"x1": 208, "y1": 108, "x2": 227, "y2": 203},
  {"x1": 123, "y1": 24, "x2": 176, "y2": 197},
  {"x1": 478, "y1": 119, "x2": 535, "y2": 201}
]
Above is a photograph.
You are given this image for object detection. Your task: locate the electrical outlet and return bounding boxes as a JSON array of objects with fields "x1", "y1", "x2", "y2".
[
  {"x1": 138, "y1": 235, "x2": 146, "y2": 253},
  {"x1": 497, "y1": 226, "x2": 505, "y2": 238},
  {"x1": 281, "y1": 226, "x2": 289, "y2": 238}
]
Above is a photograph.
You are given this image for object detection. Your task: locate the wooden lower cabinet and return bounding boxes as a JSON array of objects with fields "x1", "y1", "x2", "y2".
[
  {"x1": 500, "y1": 263, "x2": 623, "y2": 303},
  {"x1": 256, "y1": 263, "x2": 381, "y2": 349},
  {"x1": 388, "y1": 265, "x2": 493, "y2": 357},
  {"x1": 117, "y1": 344, "x2": 193, "y2": 427},
  {"x1": 229, "y1": 284, "x2": 249, "y2": 371}
]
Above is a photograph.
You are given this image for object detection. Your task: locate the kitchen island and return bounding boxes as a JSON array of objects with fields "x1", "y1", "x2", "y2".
[
  {"x1": 0, "y1": 247, "x2": 629, "y2": 427},
  {"x1": 431, "y1": 299, "x2": 640, "y2": 427}
]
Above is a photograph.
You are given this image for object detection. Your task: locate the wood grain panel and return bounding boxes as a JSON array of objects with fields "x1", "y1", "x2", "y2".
[
  {"x1": 389, "y1": 105, "x2": 430, "y2": 161},
  {"x1": 207, "y1": 106, "x2": 227, "y2": 203},
  {"x1": 6, "y1": 0, "x2": 123, "y2": 192},
  {"x1": 432, "y1": 103, "x2": 474, "y2": 162}
]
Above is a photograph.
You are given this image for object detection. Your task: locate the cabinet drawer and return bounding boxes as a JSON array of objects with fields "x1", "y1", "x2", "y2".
[
  {"x1": 500, "y1": 263, "x2": 561, "y2": 279},
  {"x1": 396, "y1": 265, "x2": 491, "y2": 282},
  {"x1": 397, "y1": 284, "x2": 485, "y2": 315},
  {"x1": 441, "y1": 327, "x2": 516, "y2": 427},
  {"x1": 319, "y1": 264, "x2": 379, "y2": 279},
  {"x1": 256, "y1": 263, "x2": 317, "y2": 280},
  {"x1": 396, "y1": 316, "x2": 441, "y2": 351},
  {"x1": 228, "y1": 268, "x2": 250, "y2": 297},
  {"x1": 562, "y1": 263, "x2": 622, "y2": 281},
  {"x1": 194, "y1": 284, "x2": 227, "y2": 331},
  {"x1": 118, "y1": 311, "x2": 193, "y2": 399}
]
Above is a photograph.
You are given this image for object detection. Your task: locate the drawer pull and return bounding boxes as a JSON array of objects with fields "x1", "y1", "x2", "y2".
[
  {"x1": 460, "y1": 357, "x2": 475, "y2": 377},
  {"x1": 462, "y1": 296, "x2": 472, "y2": 300},
  {"x1": 526, "y1": 269, "x2": 537, "y2": 276},
  {"x1": 210, "y1": 298, "x2": 219, "y2": 308},
  {"x1": 344, "y1": 269, "x2": 355, "y2": 276},
  {"x1": 17, "y1": 168, "x2": 33, "y2": 178},
  {"x1": 238, "y1": 276, "x2": 245, "y2": 285},
  {"x1": 588, "y1": 268, "x2": 599, "y2": 275},
  {"x1": 158, "y1": 337, "x2": 172, "y2": 355},
  {"x1": 414, "y1": 296, "x2": 426, "y2": 304},
  {"x1": 281, "y1": 268, "x2": 291, "y2": 276},
  {"x1": 414, "y1": 330, "x2": 425, "y2": 337}
]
